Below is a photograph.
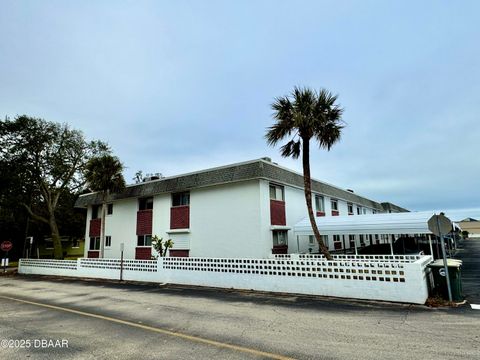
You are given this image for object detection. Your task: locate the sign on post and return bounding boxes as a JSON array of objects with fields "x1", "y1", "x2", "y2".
[
  {"x1": 428, "y1": 214, "x2": 452, "y2": 237},
  {"x1": 428, "y1": 214, "x2": 453, "y2": 302},
  {"x1": 1, "y1": 241, "x2": 13, "y2": 252},
  {"x1": 1, "y1": 241, "x2": 13, "y2": 273}
]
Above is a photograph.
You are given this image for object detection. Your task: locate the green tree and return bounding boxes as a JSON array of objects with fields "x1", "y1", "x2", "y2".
[
  {"x1": 0, "y1": 157, "x2": 32, "y2": 258},
  {"x1": 0, "y1": 115, "x2": 107, "y2": 259},
  {"x1": 265, "y1": 87, "x2": 344, "y2": 260},
  {"x1": 85, "y1": 155, "x2": 126, "y2": 258}
]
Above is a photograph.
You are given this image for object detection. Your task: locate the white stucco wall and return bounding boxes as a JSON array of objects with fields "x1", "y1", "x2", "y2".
[
  {"x1": 83, "y1": 207, "x2": 91, "y2": 258},
  {"x1": 103, "y1": 198, "x2": 138, "y2": 259},
  {"x1": 188, "y1": 180, "x2": 266, "y2": 258},
  {"x1": 82, "y1": 178, "x2": 386, "y2": 259},
  {"x1": 84, "y1": 198, "x2": 142, "y2": 259},
  {"x1": 18, "y1": 256, "x2": 432, "y2": 305},
  {"x1": 85, "y1": 180, "x2": 268, "y2": 259},
  {"x1": 258, "y1": 181, "x2": 382, "y2": 254}
]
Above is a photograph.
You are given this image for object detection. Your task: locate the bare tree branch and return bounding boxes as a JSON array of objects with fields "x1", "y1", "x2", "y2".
[{"x1": 21, "y1": 203, "x2": 49, "y2": 224}]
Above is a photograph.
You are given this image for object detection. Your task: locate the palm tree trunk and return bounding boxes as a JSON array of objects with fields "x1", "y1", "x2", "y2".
[{"x1": 302, "y1": 139, "x2": 332, "y2": 260}]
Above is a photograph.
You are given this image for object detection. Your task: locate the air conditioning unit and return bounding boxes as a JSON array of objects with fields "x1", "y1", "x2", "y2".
[{"x1": 142, "y1": 173, "x2": 164, "y2": 182}]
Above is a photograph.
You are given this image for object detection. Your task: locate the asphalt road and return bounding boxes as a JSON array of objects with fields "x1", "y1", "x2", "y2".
[
  {"x1": 455, "y1": 237, "x2": 480, "y2": 305},
  {"x1": 0, "y1": 275, "x2": 479, "y2": 360}
]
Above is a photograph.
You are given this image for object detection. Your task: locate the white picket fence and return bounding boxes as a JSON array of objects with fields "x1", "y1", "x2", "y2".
[{"x1": 18, "y1": 255, "x2": 432, "y2": 304}]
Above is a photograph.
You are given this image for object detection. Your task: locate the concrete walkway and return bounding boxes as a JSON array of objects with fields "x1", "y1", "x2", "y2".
[{"x1": 455, "y1": 237, "x2": 480, "y2": 306}]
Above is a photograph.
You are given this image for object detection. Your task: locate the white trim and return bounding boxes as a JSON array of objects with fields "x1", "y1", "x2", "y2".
[
  {"x1": 270, "y1": 226, "x2": 291, "y2": 231},
  {"x1": 167, "y1": 229, "x2": 191, "y2": 234}
]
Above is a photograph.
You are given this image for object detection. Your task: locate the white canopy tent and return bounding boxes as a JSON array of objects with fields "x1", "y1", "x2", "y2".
[
  {"x1": 294, "y1": 211, "x2": 450, "y2": 236},
  {"x1": 294, "y1": 211, "x2": 455, "y2": 255}
]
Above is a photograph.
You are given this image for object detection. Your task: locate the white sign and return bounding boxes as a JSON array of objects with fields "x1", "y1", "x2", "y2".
[
  {"x1": 439, "y1": 268, "x2": 446, "y2": 277},
  {"x1": 1, "y1": 258, "x2": 9, "y2": 267}
]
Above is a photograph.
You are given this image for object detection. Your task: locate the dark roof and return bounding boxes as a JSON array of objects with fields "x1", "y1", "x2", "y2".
[
  {"x1": 75, "y1": 158, "x2": 406, "y2": 212},
  {"x1": 380, "y1": 202, "x2": 410, "y2": 213},
  {"x1": 460, "y1": 217, "x2": 478, "y2": 222}
]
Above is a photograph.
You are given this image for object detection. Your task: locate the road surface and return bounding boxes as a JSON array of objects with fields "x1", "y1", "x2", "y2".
[{"x1": 0, "y1": 275, "x2": 478, "y2": 359}]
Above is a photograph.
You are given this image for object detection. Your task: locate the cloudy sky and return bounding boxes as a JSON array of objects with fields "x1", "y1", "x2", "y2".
[{"x1": 1, "y1": 1, "x2": 479, "y2": 211}]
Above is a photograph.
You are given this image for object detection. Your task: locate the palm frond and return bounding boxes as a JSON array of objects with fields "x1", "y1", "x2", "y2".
[
  {"x1": 85, "y1": 155, "x2": 126, "y2": 194},
  {"x1": 271, "y1": 96, "x2": 293, "y2": 121},
  {"x1": 266, "y1": 95, "x2": 295, "y2": 146},
  {"x1": 266, "y1": 85, "x2": 345, "y2": 155},
  {"x1": 292, "y1": 86, "x2": 316, "y2": 130},
  {"x1": 314, "y1": 122, "x2": 343, "y2": 150},
  {"x1": 280, "y1": 139, "x2": 302, "y2": 159}
]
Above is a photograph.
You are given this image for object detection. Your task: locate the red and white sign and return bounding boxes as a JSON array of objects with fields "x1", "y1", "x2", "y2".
[{"x1": 0, "y1": 241, "x2": 13, "y2": 252}]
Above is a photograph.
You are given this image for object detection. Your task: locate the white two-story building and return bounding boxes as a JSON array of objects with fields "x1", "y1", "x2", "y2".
[{"x1": 75, "y1": 158, "x2": 407, "y2": 259}]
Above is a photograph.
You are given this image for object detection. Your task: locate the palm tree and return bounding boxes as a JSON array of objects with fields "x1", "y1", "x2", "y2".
[
  {"x1": 85, "y1": 155, "x2": 126, "y2": 258},
  {"x1": 265, "y1": 87, "x2": 344, "y2": 260}
]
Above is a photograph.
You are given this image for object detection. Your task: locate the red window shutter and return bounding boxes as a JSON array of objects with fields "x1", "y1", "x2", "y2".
[
  {"x1": 170, "y1": 206, "x2": 190, "y2": 229},
  {"x1": 136, "y1": 209, "x2": 153, "y2": 235},
  {"x1": 270, "y1": 200, "x2": 286, "y2": 226},
  {"x1": 89, "y1": 219, "x2": 101, "y2": 237},
  {"x1": 135, "y1": 247, "x2": 152, "y2": 260}
]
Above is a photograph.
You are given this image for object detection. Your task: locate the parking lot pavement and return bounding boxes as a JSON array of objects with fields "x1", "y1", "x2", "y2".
[
  {"x1": 0, "y1": 275, "x2": 479, "y2": 360},
  {"x1": 455, "y1": 237, "x2": 480, "y2": 306}
]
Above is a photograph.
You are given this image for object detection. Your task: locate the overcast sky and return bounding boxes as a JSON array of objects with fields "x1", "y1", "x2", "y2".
[{"x1": 1, "y1": 1, "x2": 479, "y2": 211}]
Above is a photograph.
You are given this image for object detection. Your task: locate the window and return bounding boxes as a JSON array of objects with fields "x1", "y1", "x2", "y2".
[
  {"x1": 321, "y1": 235, "x2": 329, "y2": 247},
  {"x1": 359, "y1": 235, "x2": 365, "y2": 246},
  {"x1": 137, "y1": 235, "x2": 152, "y2": 247},
  {"x1": 347, "y1": 203, "x2": 354, "y2": 214},
  {"x1": 91, "y1": 205, "x2": 100, "y2": 219},
  {"x1": 333, "y1": 234, "x2": 342, "y2": 249},
  {"x1": 105, "y1": 236, "x2": 112, "y2": 247},
  {"x1": 272, "y1": 230, "x2": 288, "y2": 246},
  {"x1": 373, "y1": 210, "x2": 377, "y2": 214},
  {"x1": 357, "y1": 206, "x2": 362, "y2": 215},
  {"x1": 139, "y1": 197, "x2": 153, "y2": 210},
  {"x1": 72, "y1": 239, "x2": 79, "y2": 248},
  {"x1": 269, "y1": 184, "x2": 284, "y2": 201},
  {"x1": 310, "y1": 235, "x2": 328, "y2": 246},
  {"x1": 315, "y1": 195, "x2": 325, "y2": 212},
  {"x1": 172, "y1": 192, "x2": 190, "y2": 206},
  {"x1": 331, "y1": 199, "x2": 338, "y2": 211},
  {"x1": 89, "y1": 237, "x2": 100, "y2": 250},
  {"x1": 363, "y1": 208, "x2": 367, "y2": 215},
  {"x1": 107, "y1": 203, "x2": 113, "y2": 215},
  {"x1": 349, "y1": 235, "x2": 355, "y2": 247}
]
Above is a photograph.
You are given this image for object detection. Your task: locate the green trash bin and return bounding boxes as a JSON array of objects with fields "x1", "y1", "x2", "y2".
[{"x1": 428, "y1": 259, "x2": 463, "y2": 301}]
